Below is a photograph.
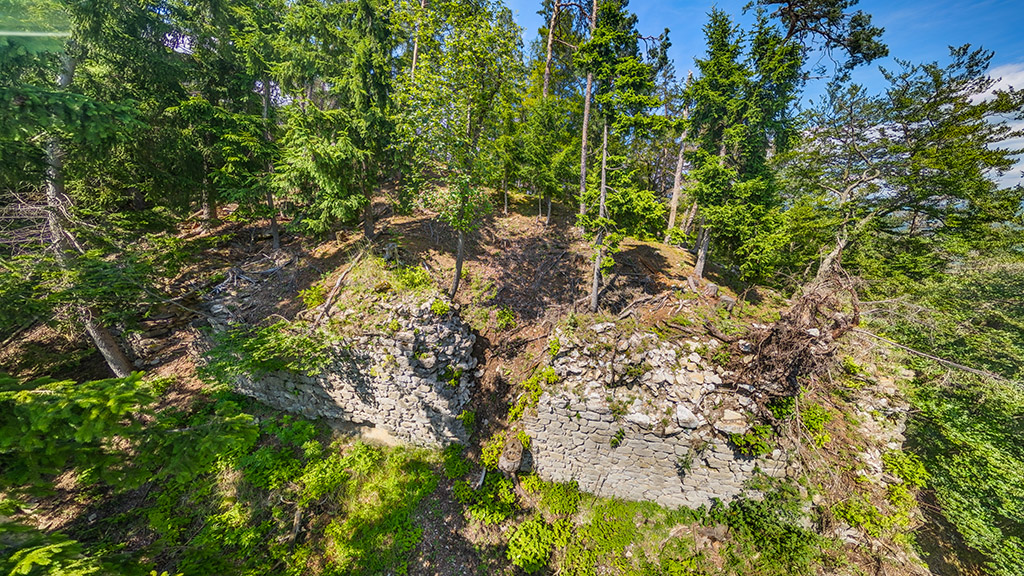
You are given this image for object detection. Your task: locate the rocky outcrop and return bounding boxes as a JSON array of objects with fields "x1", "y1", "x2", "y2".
[
  {"x1": 522, "y1": 325, "x2": 795, "y2": 509},
  {"x1": 232, "y1": 300, "x2": 478, "y2": 446}
]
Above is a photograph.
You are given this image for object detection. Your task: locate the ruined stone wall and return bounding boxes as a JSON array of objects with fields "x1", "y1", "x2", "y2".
[
  {"x1": 232, "y1": 301, "x2": 478, "y2": 446},
  {"x1": 522, "y1": 324, "x2": 795, "y2": 509}
]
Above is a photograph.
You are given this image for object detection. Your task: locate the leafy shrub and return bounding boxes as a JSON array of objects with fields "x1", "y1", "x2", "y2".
[
  {"x1": 730, "y1": 424, "x2": 774, "y2": 456},
  {"x1": 881, "y1": 450, "x2": 929, "y2": 488},
  {"x1": 496, "y1": 306, "x2": 517, "y2": 331},
  {"x1": 832, "y1": 494, "x2": 889, "y2": 537},
  {"x1": 467, "y1": 473, "x2": 518, "y2": 524},
  {"x1": 456, "y1": 409, "x2": 476, "y2": 435},
  {"x1": 720, "y1": 483, "x2": 826, "y2": 576},
  {"x1": 443, "y1": 444, "x2": 471, "y2": 480},
  {"x1": 508, "y1": 368, "x2": 555, "y2": 422},
  {"x1": 541, "y1": 480, "x2": 582, "y2": 517},
  {"x1": 521, "y1": 473, "x2": 543, "y2": 494},
  {"x1": 299, "y1": 283, "x2": 327, "y2": 308},
  {"x1": 800, "y1": 403, "x2": 831, "y2": 447},
  {"x1": 430, "y1": 298, "x2": 450, "y2": 316},
  {"x1": 507, "y1": 516, "x2": 555, "y2": 573},
  {"x1": 768, "y1": 396, "x2": 796, "y2": 420},
  {"x1": 481, "y1": 432, "x2": 505, "y2": 470},
  {"x1": 516, "y1": 430, "x2": 532, "y2": 451},
  {"x1": 203, "y1": 321, "x2": 332, "y2": 379},
  {"x1": 239, "y1": 445, "x2": 301, "y2": 490},
  {"x1": 548, "y1": 336, "x2": 561, "y2": 357},
  {"x1": 392, "y1": 265, "x2": 433, "y2": 291}
]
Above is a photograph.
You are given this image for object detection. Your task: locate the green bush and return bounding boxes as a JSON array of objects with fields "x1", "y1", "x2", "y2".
[
  {"x1": 456, "y1": 409, "x2": 476, "y2": 435},
  {"x1": 496, "y1": 306, "x2": 517, "y2": 331},
  {"x1": 467, "y1": 473, "x2": 518, "y2": 525},
  {"x1": 730, "y1": 424, "x2": 774, "y2": 456},
  {"x1": 508, "y1": 367, "x2": 556, "y2": 422},
  {"x1": 881, "y1": 450, "x2": 929, "y2": 488},
  {"x1": 507, "y1": 516, "x2": 555, "y2": 573},
  {"x1": 548, "y1": 336, "x2": 561, "y2": 357},
  {"x1": 392, "y1": 265, "x2": 433, "y2": 291},
  {"x1": 430, "y1": 298, "x2": 451, "y2": 315},
  {"x1": 768, "y1": 396, "x2": 796, "y2": 420},
  {"x1": 610, "y1": 428, "x2": 626, "y2": 448},
  {"x1": 481, "y1": 431, "x2": 505, "y2": 470},
  {"x1": 443, "y1": 444, "x2": 472, "y2": 480},
  {"x1": 299, "y1": 283, "x2": 327, "y2": 308},
  {"x1": 800, "y1": 403, "x2": 831, "y2": 447}
]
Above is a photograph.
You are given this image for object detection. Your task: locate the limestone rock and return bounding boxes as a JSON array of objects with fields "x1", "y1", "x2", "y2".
[{"x1": 674, "y1": 405, "x2": 700, "y2": 428}]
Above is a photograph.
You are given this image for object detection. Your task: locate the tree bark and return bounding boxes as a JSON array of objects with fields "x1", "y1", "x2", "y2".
[
  {"x1": 542, "y1": 2, "x2": 560, "y2": 98},
  {"x1": 363, "y1": 196, "x2": 375, "y2": 240},
  {"x1": 590, "y1": 121, "x2": 609, "y2": 313},
  {"x1": 693, "y1": 217, "x2": 710, "y2": 280},
  {"x1": 578, "y1": 0, "x2": 598, "y2": 217},
  {"x1": 45, "y1": 53, "x2": 133, "y2": 378},
  {"x1": 682, "y1": 201, "x2": 697, "y2": 236},
  {"x1": 409, "y1": 0, "x2": 427, "y2": 81},
  {"x1": 502, "y1": 170, "x2": 508, "y2": 216},
  {"x1": 263, "y1": 79, "x2": 280, "y2": 250},
  {"x1": 578, "y1": 71, "x2": 594, "y2": 216},
  {"x1": 664, "y1": 136, "x2": 687, "y2": 242},
  {"x1": 449, "y1": 228, "x2": 465, "y2": 299}
]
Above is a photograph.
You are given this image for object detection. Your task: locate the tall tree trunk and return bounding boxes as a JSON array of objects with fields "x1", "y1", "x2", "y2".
[
  {"x1": 578, "y1": 71, "x2": 594, "y2": 216},
  {"x1": 449, "y1": 228, "x2": 465, "y2": 299},
  {"x1": 263, "y1": 79, "x2": 280, "y2": 250},
  {"x1": 664, "y1": 137, "x2": 687, "y2": 242},
  {"x1": 546, "y1": 194, "x2": 552, "y2": 227},
  {"x1": 578, "y1": 0, "x2": 598, "y2": 217},
  {"x1": 682, "y1": 201, "x2": 697, "y2": 236},
  {"x1": 692, "y1": 217, "x2": 711, "y2": 280},
  {"x1": 363, "y1": 191, "x2": 375, "y2": 240},
  {"x1": 590, "y1": 121, "x2": 609, "y2": 313},
  {"x1": 46, "y1": 53, "x2": 132, "y2": 378},
  {"x1": 409, "y1": 0, "x2": 427, "y2": 81},
  {"x1": 502, "y1": 170, "x2": 508, "y2": 216},
  {"x1": 542, "y1": 2, "x2": 560, "y2": 98}
]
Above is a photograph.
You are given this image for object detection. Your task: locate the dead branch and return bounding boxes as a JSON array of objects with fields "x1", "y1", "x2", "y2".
[{"x1": 309, "y1": 249, "x2": 366, "y2": 332}]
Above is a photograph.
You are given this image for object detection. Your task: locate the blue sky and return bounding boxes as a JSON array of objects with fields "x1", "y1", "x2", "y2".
[
  {"x1": 504, "y1": 0, "x2": 1024, "y2": 185},
  {"x1": 504, "y1": 0, "x2": 1024, "y2": 93}
]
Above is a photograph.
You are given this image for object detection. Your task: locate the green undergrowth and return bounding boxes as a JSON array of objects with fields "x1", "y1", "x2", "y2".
[
  {"x1": 907, "y1": 371, "x2": 1024, "y2": 576},
  {"x1": 148, "y1": 415, "x2": 439, "y2": 576},
  {"x1": 502, "y1": 474, "x2": 830, "y2": 576}
]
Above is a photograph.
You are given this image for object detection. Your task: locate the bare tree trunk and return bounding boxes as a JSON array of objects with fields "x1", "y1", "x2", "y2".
[
  {"x1": 363, "y1": 196, "x2": 375, "y2": 240},
  {"x1": 578, "y1": 0, "x2": 598, "y2": 217},
  {"x1": 201, "y1": 181, "x2": 217, "y2": 226},
  {"x1": 263, "y1": 79, "x2": 280, "y2": 250},
  {"x1": 693, "y1": 221, "x2": 710, "y2": 280},
  {"x1": 578, "y1": 72, "x2": 594, "y2": 216},
  {"x1": 590, "y1": 121, "x2": 609, "y2": 313},
  {"x1": 664, "y1": 137, "x2": 687, "y2": 242},
  {"x1": 409, "y1": 0, "x2": 427, "y2": 81},
  {"x1": 45, "y1": 53, "x2": 132, "y2": 378},
  {"x1": 502, "y1": 170, "x2": 508, "y2": 216},
  {"x1": 542, "y1": 2, "x2": 560, "y2": 98},
  {"x1": 449, "y1": 228, "x2": 465, "y2": 299},
  {"x1": 546, "y1": 194, "x2": 552, "y2": 227},
  {"x1": 682, "y1": 201, "x2": 697, "y2": 236}
]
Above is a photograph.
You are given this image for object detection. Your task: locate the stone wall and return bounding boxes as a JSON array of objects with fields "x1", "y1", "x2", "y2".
[
  {"x1": 232, "y1": 300, "x2": 478, "y2": 446},
  {"x1": 522, "y1": 324, "x2": 795, "y2": 509}
]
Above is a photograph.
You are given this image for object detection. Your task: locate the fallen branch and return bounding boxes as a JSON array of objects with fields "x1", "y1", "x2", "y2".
[
  {"x1": 851, "y1": 328, "x2": 1010, "y2": 382},
  {"x1": 309, "y1": 249, "x2": 366, "y2": 332}
]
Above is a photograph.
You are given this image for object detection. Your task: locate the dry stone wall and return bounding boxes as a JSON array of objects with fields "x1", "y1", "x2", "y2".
[
  {"x1": 522, "y1": 323, "x2": 795, "y2": 509},
  {"x1": 231, "y1": 300, "x2": 478, "y2": 446}
]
